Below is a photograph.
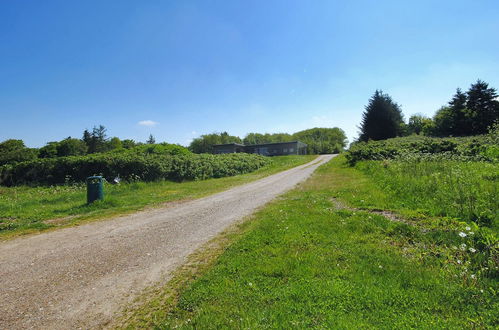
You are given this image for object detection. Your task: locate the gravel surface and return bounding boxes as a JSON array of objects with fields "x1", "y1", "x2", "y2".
[{"x1": 0, "y1": 154, "x2": 335, "y2": 329}]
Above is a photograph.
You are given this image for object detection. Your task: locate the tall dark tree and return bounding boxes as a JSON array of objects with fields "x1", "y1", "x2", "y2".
[
  {"x1": 83, "y1": 125, "x2": 109, "y2": 153},
  {"x1": 82, "y1": 129, "x2": 97, "y2": 153},
  {"x1": 92, "y1": 125, "x2": 107, "y2": 143},
  {"x1": 358, "y1": 90, "x2": 405, "y2": 141},
  {"x1": 466, "y1": 80, "x2": 499, "y2": 134},
  {"x1": 146, "y1": 134, "x2": 156, "y2": 144},
  {"x1": 448, "y1": 88, "x2": 472, "y2": 136}
]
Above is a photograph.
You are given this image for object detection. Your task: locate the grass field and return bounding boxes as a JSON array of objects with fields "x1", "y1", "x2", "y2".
[
  {"x1": 0, "y1": 155, "x2": 316, "y2": 239},
  {"x1": 122, "y1": 155, "x2": 498, "y2": 329}
]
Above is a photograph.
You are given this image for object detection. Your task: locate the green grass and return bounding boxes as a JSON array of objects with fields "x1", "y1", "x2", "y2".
[
  {"x1": 353, "y1": 160, "x2": 498, "y2": 228},
  {"x1": 0, "y1": 155, "x2": 316, "y2": 238},
  {"x1": 122, "y1": 155, "x2": 498, "y2": 329}
]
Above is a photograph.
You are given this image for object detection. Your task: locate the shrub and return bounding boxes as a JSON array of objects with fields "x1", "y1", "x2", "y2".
[
  {"x1": 346, "y1": 135, "x2": 496, "y2": 165},
  {"x1": 0, "y1": 153, "x2": 271, "y2": 186}
]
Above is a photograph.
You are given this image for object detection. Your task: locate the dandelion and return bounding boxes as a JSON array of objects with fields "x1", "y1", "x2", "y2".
[
  {"x1": 458, "y1": 232, "x2": 467, "y2": 238},
  {"x1": 469, "y1": 247, "x2": 476, "y2": 253}
]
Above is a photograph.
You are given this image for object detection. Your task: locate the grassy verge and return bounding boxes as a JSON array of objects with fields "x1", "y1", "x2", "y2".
[
  {"x1": 122, "y1": 155, "x2": 497, "y2": 329},
  {"x1": 0, "y1": 155, "x2": 316, "y2": 239}
]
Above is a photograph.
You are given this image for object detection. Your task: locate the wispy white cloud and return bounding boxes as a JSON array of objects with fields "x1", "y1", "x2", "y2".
[{"x1": 138, "y1": 120, "x2": 159, "y2": 127}]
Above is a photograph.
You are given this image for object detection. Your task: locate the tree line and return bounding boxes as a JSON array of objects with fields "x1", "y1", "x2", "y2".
[
  {"x1": 0, "y1": 126, "x2": 160, "y2": 166},
  {"x1": 188, "y1": 127, "x2": 348, "y2": 154},
  {"x1": 358, "y1": 79, "x2": 499, "y2": 141}
]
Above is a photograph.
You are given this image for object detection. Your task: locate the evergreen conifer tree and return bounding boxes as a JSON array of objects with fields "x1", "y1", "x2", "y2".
[
  {"x1": 146, "y1": 134, "x2": 156, "y2": 144},
  {"x1": 448, "y1": 88, "x2": 472, "y2": 136},
  {"x1": 358, "y1": 90, "x2": 405, "y2": 141},
  {"x1": 466, "y1": 80, "x2": 499, "y2": 134}
]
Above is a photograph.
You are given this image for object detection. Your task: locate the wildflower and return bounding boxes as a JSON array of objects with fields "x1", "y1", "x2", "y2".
[
  {"x1": 379, "y1": 265, "x2": 383, "y2": 269},
  {"x1": 458, "y1": 232, "x2": 467, "y2": 238},
  {"x1": 248, "y1": 282, "x2": 253, "y2": 286},
  {"x1": 469, "y1": 247, "x2": 476, "y2": 253},
  {"x1": 469, "y1": 231, "x2": 474, "y2": 235},
  {"x1": 460, "y1": 243, "x2": 467, "y2": 251},
  {"x1": 457, "y1": 260, "x2": 462, "y2": 264},
  {"x1": 470, "y1": 274, "x2": 476, "y2": 279},
  {"x1": 465, "y1": 226, "x2": 471, "y2": 231}
]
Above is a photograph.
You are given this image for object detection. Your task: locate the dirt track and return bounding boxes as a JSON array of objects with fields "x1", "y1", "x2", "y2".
[{"x1": 0, "y1": 155, "x2": 335, "y2": 329}]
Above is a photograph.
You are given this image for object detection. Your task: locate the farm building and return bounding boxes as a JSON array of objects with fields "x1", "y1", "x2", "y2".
[
  {"x1": 211, "y1": 143, "x2": 246, "y2": 154},
  {"x1": 213, "y1": 141, "x2": 307, "y2": 156}
]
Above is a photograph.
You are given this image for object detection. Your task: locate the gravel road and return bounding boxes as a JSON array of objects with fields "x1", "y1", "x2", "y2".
[{"x1": 0, "y1": 154, "x2": 335, "y2": 329}]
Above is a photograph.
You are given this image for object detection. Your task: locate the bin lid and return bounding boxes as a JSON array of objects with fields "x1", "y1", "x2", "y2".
[{"x1": 86, "y1": 176, "x2": 103, "y2": 181}]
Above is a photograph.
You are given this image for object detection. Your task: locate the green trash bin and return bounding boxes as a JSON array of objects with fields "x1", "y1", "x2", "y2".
[{"x1": 86, "y1": 176, "x2": 104, "y2": 203}]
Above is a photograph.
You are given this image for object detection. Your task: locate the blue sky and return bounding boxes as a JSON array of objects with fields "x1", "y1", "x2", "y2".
[{"x1": 1, "y1": 0, "x2": 498, "y2": 147}]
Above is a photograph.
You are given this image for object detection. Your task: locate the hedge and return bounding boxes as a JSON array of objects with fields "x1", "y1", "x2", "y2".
[
  {"x1": 0, "y1": 153, "x2": 271, "y2": 186},
  {"x1": 345, "y1": 134, "x2": 498, "y2": 165}
]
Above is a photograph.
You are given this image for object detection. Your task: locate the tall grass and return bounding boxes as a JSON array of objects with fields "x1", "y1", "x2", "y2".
[{"x1": 356, "y1": 160, "x2": 498, "y2": 228}]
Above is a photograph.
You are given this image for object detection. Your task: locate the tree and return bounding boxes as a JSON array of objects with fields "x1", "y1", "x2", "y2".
[
  {"x1": 146, "y1": 134, "x2": 156, "y2": 144},
  {"x1": 83, "y1": 125, "x2": 109, "y2": 153},
  {"x1": 358, "y1": 90, "x2": 405, "y2": 141},
  {"x1": 189, "y1": 132, "x2": 242, "y2": 153},
  {"x1": 407, "y1": 114, "x2": 429, "y2": 135},
  {"x1": 121, "y1": 139, "x2": 136, "y2": 149},
  {"x1": 466, "y1": 80, "x2": 499, "y2": 134},
  {"x1": 243, "y1": 133, "x2": 266, "y2": 145},
  {"x1": 57, "y1": 138, "x2": 87, "y2": 157},
  {"x1": 447, "y1": 88, "x2": 473, "y2": 136},
  {"x1": 108, "y1": 137, "x2": 122, "y2": 150},
  {"x1": 0, "y1": 139, "x2": 38, "y2": 165},
  {"x1": 39, "y1": 142, "x2": 59, "y2": 158},
  {"x1": 292, "y1": 127, "x2": 347, "y2": 154},
  {"x1": 432, "y1": 106, "x2": 455, "y2": 137},
  {"x1": 243, "y1": 133, "x2": 293, "y2": 145}
]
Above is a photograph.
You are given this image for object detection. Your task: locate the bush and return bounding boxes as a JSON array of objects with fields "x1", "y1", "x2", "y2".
[
  {"x1": 0, "y1": 153, "x2": 271, "y2": 186},
  {"x1": 346, "y1": 135, "x2": 496, "y2": 165}
]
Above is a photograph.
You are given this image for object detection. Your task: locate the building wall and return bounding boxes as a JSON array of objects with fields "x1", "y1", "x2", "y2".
[
  {"x1": 213, "y1": 144, "x2": 245, "y2": 154},
  {"x1": 245, "y1": 142, "x2": 306, "y2": 156},
  {"x1": 213, "y1": 142, "x2": 307, "y2": 156}
]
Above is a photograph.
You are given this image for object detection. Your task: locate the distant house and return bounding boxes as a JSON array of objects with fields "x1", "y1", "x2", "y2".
[{"x1": 213, "y1": 141, "x2": 307, "y2": 156}]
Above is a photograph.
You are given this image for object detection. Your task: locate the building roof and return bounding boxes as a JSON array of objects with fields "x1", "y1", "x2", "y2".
[
  {"x1": 212, "y1": 143, "x2": 246, "y2": 147},
  {"x1": 213, "y1": 141, "x2": 307, "y2": 148},
  {"x1": 245, "y1": 141, "x2": 307, "y2": 147}
]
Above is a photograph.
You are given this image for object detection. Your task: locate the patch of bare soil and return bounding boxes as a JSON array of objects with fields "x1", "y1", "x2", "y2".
[{"x1": 330, "y1": 197, "x2": 418, "y2": 226}]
